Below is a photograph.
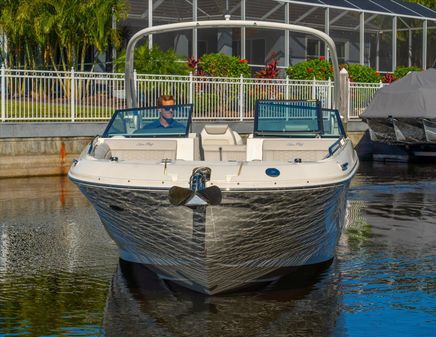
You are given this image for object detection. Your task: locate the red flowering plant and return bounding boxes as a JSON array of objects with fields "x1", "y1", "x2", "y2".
[
  {"x1": 382, "y1": 73, "x2": 396, "y2": 84},
  {"x1": 187, "y1": 56, "x2": 198, "y2": 69},
  {"x1": 252, "y1": 58, "x2": 282, "y2": 101},
  {"x1": 379, "y1": 66, "x2": 422, "y2": 84},
  {"x1": 286, "y1": 57, "x2": 334, "y2": 80},
  {"x1": 255, "y1": 59, "x2": 279, "y2": 79},
  {"x1": 189, "y1": 53, "x2": 250, "y2": 78},
  {"x1": 187, "y1": 56, "x2": 206, "y2": 76}
]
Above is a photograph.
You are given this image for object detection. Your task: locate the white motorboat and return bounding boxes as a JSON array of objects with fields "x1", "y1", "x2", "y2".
[{"x1": 69, "y1": 20, "x2": 359, "y2": 295}]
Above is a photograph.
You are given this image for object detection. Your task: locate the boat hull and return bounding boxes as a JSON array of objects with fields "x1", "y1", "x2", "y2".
[
  {"x1": 74, "y1": 180, "x2": 349, "y2": 295},
  {"x1": 366, "y1": 118, "x2": 436, "y2": 144}
]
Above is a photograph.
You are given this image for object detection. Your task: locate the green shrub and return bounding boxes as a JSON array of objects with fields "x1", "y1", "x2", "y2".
[
  {"x1": 114, "y1": 45, "x2": 190, "y2": 75},
  {"x1": 199, "y1": 53, "x2": 250, "y2": 78},
  {"x1": 286, "y1": 59, "x2": 383, "y2": 83},
  {"x1": 286, "y1": 57, "x2": 333, "y2": 80},
  {"x1": 343, "y1": 64, "x2": 380, "y2": 83},
  {"x1": 394, "y1": 66, "x2": 422, "y2": 79}
]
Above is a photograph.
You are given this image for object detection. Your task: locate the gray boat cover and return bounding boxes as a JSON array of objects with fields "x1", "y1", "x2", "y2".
[{"x1": 361, "y1": 68, "x2": 436, "y2": 119}]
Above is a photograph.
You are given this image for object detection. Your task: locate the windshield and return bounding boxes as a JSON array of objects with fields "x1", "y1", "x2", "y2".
[
  {"x1": 103, "y1": 104, "x2": 193, "y2": 138},
  {"x1": 254, "y1": 100, "x2": 345, "y2": 138},
  {"x1": 322, "y1": 108, "x2": 346, "y2": 137}
]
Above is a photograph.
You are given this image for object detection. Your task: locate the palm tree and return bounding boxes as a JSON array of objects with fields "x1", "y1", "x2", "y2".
[
  {"x1": 0, "y1": 0, "x2": 25, "y2": 67},
  {"x1": 0, "y1": 0, "x2": 127, "y2": 70},
  {"x1": 87, "y1": 0, "x2": 126, "y2": 72}
]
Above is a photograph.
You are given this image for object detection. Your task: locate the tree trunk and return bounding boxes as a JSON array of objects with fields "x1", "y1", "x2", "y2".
[{"x1": 80, "y1": 42, "x2": 87, "y2": 73}]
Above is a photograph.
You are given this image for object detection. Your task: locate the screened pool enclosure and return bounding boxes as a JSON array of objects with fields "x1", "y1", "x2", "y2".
[{"x1": 124, "y1": 0, "x2": 436, "y2": 72}]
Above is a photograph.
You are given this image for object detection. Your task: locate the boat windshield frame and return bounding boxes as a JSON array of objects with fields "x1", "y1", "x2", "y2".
[
  {"x1": 322, "y1": 108, "x2": 347, "y2": 137},
  {"x1": 254, "y1": 100, "x2": 346, "y2": 138},
  {"x1": 102, "y1": 104, "x2": 193, "y2": 138}
]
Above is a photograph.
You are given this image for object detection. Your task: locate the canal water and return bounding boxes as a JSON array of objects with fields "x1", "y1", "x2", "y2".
[{"x1": 0, "y1": 162, "x2": 435, "y2": 337}]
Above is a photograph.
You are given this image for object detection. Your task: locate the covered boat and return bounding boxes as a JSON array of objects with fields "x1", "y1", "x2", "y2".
[
  {"x1": 68, "y1": 20, "x2": 358, "y2": 295},
  {"x1": 362, "y1": 68, "x2": 436, "y2": 144}
]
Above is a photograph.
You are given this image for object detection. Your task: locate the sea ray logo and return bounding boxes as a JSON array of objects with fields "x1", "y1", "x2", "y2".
[{"x1": 136, "y1": 142, "x2": 154, "y2": 146}]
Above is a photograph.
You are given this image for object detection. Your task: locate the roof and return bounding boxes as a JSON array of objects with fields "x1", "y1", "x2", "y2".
[{"x1": 279, "y1": 0, "x2": 436, "y2": 21}]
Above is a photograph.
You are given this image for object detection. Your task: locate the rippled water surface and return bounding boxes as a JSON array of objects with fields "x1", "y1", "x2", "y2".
[{"x1": 0, "y1": 162, "x2": 435, "y2": 336}]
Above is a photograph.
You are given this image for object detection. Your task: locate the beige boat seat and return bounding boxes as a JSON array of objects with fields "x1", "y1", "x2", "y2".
[
  {"x1": 262, "y1": 139, "x2": 330, "y2": 162},
  {"x1": 93, "y1": 138, "x2": 177, "y2": 161},
  {"x1": 200, "y1": 124, "x2": 246, "y2": 161}
]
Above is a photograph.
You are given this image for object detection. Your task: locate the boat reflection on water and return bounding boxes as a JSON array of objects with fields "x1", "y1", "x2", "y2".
[{"x1": 103, "y1": 259, "x2": 345, "y2": 337}]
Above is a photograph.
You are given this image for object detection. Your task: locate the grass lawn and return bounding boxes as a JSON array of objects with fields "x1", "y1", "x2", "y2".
[{"x1": 0, "y1": 100, "x2": 115, "y2": 121}]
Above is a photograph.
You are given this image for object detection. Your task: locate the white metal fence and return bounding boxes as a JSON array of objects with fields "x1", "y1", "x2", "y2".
[
  {"x1": 0, "y1": 66, "x2": 383, "y2": 122},
  {"x1": 348, "y1": 81, "x2": 386, "y2": 119}
]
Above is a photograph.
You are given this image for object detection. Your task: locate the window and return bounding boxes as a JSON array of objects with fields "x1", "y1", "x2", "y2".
[
  {"x1": 198, "y1": 41, "x2": 207, "y2": 58},
  {"x1": 252, "y1": 39, "x2": 265, "y2": 65},
  {"x1": 336, "y1": 42, "x2": 346, "y2": 64},
  {"x1": 232, "y1": 40, "x2": 240, "y2": 57},
  {"x1": 247, "y1": 39, "x2": 265, "y2": 65},
  {"x1": 306, "y1": 39, "x2": 320, "y2": 59}
]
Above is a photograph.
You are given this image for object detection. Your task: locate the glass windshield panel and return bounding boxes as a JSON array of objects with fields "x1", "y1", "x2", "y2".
[
  {"x1": 255, "y1": 100, "x2": 322, "y2": 136},
  {"x1": 103, "y1": 104, "x2": 192, "y2": 138},
  {"x1": 322, "y1": 109, "x2": 346, "y2": 137}
]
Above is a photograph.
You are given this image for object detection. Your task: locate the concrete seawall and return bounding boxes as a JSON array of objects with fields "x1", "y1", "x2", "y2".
[
  {"x1": 0, "y1": 136, "x2": 93, "y2": 178},
  {"x1": 0, "y1": 121, "x2": 369, "y2": 178},
  {"x1": 0, "y1": 122, "x2": 106, "y2": 178}
]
